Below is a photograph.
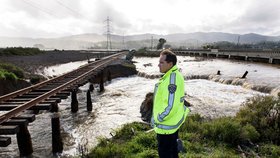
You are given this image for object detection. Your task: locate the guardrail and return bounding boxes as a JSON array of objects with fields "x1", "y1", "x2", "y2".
[{"x1": 174, "y1": 49, "x2": 280, "y2": 64}]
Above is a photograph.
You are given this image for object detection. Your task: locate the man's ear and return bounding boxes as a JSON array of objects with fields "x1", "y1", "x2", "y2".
[{"x1": 168, "y1": 62, "x2": 173, "y2": 67}]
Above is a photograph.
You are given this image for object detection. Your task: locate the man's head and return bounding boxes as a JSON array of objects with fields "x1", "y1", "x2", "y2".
[{"x1": 158, "y1": 50, "x2": 177, "y2": 73}]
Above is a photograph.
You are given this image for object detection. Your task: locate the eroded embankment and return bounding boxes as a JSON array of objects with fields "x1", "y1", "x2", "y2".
[{"x1": 0, "y1": 79, "x2": 31, "y2": 96}]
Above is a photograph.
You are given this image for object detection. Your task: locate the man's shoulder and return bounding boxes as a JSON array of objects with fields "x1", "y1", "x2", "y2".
[{"x1": 171, "y1": 71, "x2": 184, "y2": 79}]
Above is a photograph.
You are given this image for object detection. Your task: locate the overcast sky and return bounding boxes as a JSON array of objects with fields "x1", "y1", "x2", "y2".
[{"x1": 0, "y1": 0, "x2": 280, "y2": 38}]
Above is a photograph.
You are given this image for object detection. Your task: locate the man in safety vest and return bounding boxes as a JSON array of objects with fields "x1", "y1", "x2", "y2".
[{"x1": 151, "y1": 49, "x2": 190, "y2": 158}]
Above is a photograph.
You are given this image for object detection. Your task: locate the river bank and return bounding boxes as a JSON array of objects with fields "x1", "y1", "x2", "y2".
[
  {"x1": 89, "y1": 95, "x2": 280, "y2": 158},
  {"x1": 0, "y1": 50, "x2": 111, "y2": 74}
]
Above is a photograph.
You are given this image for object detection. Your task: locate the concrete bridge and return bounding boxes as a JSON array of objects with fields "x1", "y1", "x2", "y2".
[{"x1": 174, "y1": 49, "x2": 280, "y2": 64}]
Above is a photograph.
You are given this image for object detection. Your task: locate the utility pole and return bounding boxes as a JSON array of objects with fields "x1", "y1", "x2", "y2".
[
  {"x1": 237, "y1": 36, "x2": 240, "y2": 46},
  {"x1": 122, "y1": 33, "x2": 125, "y2": 49},
  {"x1": 151, "y1": 36, "x2": 153, "y2": 50},
  {"x1": 105, "y1": 16, "x2": 112, "y2": 50}
]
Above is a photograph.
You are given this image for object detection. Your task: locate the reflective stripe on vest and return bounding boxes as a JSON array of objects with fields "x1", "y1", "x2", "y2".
[
  {"x1": 151, "y1": 83, "x2": 159, "y2": 124},
  {"x1": 157, "y1": 72, "x2": 176, "y2": 122},
  {"x1": 156, "y1": 106, "x2": 186, "y2": 130}
]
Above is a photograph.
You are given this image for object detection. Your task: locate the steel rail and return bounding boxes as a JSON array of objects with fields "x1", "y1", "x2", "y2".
[
  {"x1": 0, "y1": 52, "x2": 126, "y2": 102},
  {"x1": 0, "y1": 51, "x2": 128, "y2": 124}
]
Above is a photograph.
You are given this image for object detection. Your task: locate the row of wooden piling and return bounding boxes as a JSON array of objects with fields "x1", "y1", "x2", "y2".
[
  {"x1": 15, "y1": 70, "x2": 111, "y2": 157},
  {"x1": 217, "y1": 70, "x2": 249, "y2": 78},
  {"x1": 51, "y1": 72, "x2": 110, "y2": 156}
]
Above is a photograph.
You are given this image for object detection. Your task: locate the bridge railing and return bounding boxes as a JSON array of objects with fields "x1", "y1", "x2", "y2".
[{"x1": 173, "y1": 49, "x2": 280, "y2": 58}]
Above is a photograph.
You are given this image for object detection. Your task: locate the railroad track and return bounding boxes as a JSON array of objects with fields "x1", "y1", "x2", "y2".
[{"x1": 0, "y1": 51, "x2": 128, "y2": 148}]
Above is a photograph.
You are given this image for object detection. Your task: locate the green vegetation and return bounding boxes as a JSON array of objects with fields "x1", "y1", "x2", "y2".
[
  {"x1": 88, "y1": 95, "x2": 280, "y2": 158},
  {"x1": 0, "y1": 47, "x2": 42, "y2": 56},
  {"x1": 201, "y1": 41, "x2": 280, "y2": 50},
  {"x1": 88, "y1": 122, "x2": 157, "y2": 158},
  {"x1": 156, "y1": 38, "x2": 166, "y2": 50},
  {"x1": 0, "y1": 63, "x2": 24, "y2": 80},
  {"x1": 30, "y1": 76, "x2": 41, "y2": 84}
]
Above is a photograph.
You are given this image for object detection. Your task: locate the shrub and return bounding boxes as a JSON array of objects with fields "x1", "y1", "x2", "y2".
[
  {"x1": 0, "y1": 63, "x2": 24, "y2": 78},
  {"x1": 135, "y1": 149, "x2": 158, "y2": 158},
  {"x1": 202, "y1": 117, "x2": 243, "y2": 145},
  {"x1": 89, "y1": 142, "x2": 126, "y2": 158},
  {"x1": 181, "y1": 113, "x2": 204, "y2": 133},
  {"x1": 0, "y1": 47, "x2": 42, "y2": 56},
  {"x1": 113, "y1": 122, "x2": 150, "y2": 141},
  {"x1": 132, "y1": 133, "x2": 157, "y2": 149},
  {"x1": 236, "y1": 96, "x2": 280, "y2": 144},
  {"x1": 30, "y1": 76, "x2": 40, "y2": 84},
  {"x1": 240, "y1": 124, "x2": 260, "y2": 143},
  {"x1": 0, "y1": 69, "x2": 18, "y2": 80},
  {"x1": 89, "y1": 122, "x2": 155, "y2": 158},
  {"x1": 198, "y1": 117, "x2": 260, "y2": 146},
  {"x1": 259, "y1": 144, "x2": 280, "y2": 157},
  {"x1": 0, "y1": 70, "x2": 5, "y2": 79},
  {"x1": 4, "y1": 71, "x2": 18, "y2": 80}
]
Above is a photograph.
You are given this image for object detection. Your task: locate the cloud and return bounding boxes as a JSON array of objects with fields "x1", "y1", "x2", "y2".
[
  {"x1": 1, "y1": 0, "x2": 280, "y2": 38},
  {"x1": 87, "y1": 0, "x2": 131, "y2": 35},
  {"x1": 241, "y1": 0, "x2": 280, "y2": 23},
  {"x1": 225, "y1": 0, "x2": 280, "y2": 35}
]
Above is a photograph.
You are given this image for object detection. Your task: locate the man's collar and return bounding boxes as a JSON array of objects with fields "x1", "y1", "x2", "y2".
[{"x1": 160, "y1": 65, "x2": 178, "y2": 80}]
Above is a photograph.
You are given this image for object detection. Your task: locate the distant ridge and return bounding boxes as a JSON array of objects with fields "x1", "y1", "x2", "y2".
[{"x1": 0, "y1": 32, "x2": 279, "y2": 50}]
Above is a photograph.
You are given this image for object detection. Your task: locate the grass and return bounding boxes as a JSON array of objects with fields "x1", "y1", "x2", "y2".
[
  {"x1": 0, "y1": 47, "x2": 43, "y2": 56},
  {"x1": 0, "y1": 63, "x2": 24, "y2": 80},
  {"x1": 87, "y1": 95, "x2": 280, "y2": 158}
]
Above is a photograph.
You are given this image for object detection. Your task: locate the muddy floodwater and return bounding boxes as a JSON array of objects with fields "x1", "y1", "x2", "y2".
[{"x1": 1, "y1": 56, "x2": 279, "y2": 157}]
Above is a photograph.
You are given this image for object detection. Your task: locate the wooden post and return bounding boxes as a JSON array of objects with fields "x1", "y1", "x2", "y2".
[
  {"x1": 51, "y1": 113, "x2": 63, "y2": 154},
  {"x1": 107, "y1": 70, "x2": 111, "y2": 81},
  {"x1": 269, "y1": 58, "x2": 273, "y2": 64},
  {"x1": 17, "y1": 124, "x2": 33, "y2": 157},
  {"x1": 71, "y1": 89, "x2": 79, "y2": 113},
  {"x1": 99, "y1": 71, "x2": 104, "y2": 92},
  {"x1": 241, "y1": 71, "x2": 248, "y2": 78},
  {"x1": 87, "y1": 55, "x2": 90, "y2": 63},
  {"x1": 89, "y1": 84, "x2": 94, "y2": 92},
  {"x1": 50, "y1": 102, "x2": 58, "y2": 112},
  {"x1": 32, "y1": 109, "x2": 40, "y2": 114},
  {"x1": 87, "y1": 90, "x2": 92, "y2": 111}
]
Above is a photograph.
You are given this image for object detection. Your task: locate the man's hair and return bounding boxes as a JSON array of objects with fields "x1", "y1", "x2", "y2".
[{"x1": 160, "y1": 49, "x2": 177, "y2": 65}]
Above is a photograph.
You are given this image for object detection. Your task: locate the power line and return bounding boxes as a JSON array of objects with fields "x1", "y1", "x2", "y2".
[
  {"x1": 22, "y1": 0, "x2": 59, "y2": 18},
  {"x1": 54, "y1": 0, "x2": 84, "y2": 18}
]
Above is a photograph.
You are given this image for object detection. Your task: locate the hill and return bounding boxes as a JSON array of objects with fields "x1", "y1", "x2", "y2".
[{"x1": 0, "y1": 32, "x2": 279, "y2": 50}]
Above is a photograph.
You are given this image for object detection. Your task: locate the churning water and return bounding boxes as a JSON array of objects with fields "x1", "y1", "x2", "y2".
[{"x1": 0, "y1": 56, "x2": 279, "y2": 157}]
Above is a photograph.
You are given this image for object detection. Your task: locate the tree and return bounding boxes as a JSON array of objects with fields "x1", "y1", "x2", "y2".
[{"x1": 156, "y1": 38, "x2": 166, "y2": 50}]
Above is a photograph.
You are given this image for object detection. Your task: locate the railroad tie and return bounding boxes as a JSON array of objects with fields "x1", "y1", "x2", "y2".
[
  {"x1": 12, "y1": 114, "x2": 36, "y2": 123},
  {"x1": 0, "y1": 125, "x2": 19, "y2": 135},
  {"x1": 0, "y1": 136, "x2": 11, "y2": 147}
]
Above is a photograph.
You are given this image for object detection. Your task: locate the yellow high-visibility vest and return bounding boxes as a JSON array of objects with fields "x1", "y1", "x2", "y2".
[{"x1": 151, "y1": 65, "x2": 190, "y2": 134}]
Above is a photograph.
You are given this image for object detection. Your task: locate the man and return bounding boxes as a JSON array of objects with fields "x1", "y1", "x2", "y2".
[{"x1": 151, "y1": 49, "x2": 190, "y2": 158}]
